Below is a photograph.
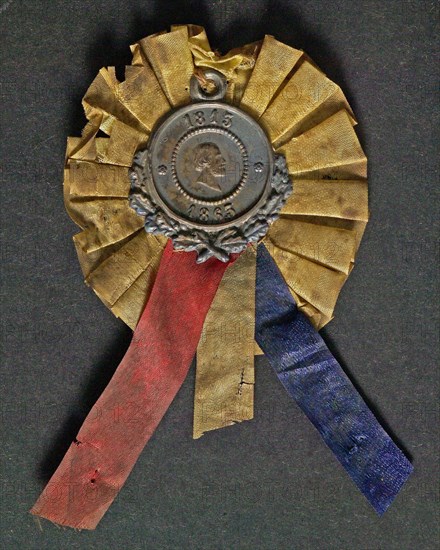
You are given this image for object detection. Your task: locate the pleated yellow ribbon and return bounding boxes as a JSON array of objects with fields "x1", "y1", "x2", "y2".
[{"x1": 63, "y1": 25, "x2": 368, "y2": 436}]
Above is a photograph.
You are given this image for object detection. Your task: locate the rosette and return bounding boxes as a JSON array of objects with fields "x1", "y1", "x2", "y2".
[{"x1": 31, "y1": 25, "x2": 411, "y2": 529}]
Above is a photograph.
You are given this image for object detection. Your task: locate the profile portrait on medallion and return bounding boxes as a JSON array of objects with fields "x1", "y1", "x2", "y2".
[
  {"x1": 192, "y1": 142, "x2": 226, "y2": 192},
  {"x1": 174, "y1": 130, "x2": 245, "y2": 201}
]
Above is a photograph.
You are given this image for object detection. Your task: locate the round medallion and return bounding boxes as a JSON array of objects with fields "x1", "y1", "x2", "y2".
[
  {"x1": 129, "y1": 70, "x2": 292, "y2": 263},
  {"x1": 148, "y1": 101, "x2": 273, "y2": 227}
]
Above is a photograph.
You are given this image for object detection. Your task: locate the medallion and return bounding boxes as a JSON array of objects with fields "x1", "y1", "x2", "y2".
[{"x1": 129, "y1": 70, "x2": 292, "y2": 262}]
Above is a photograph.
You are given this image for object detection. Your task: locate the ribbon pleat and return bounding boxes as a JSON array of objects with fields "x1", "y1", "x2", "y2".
[
  {"x1": 255, "y1": 243, "x2": 412, "y2": 514},
  {"x1": 116, "y1": 64, "x2": 170, "y2": 132},
  {"x1": 85, "y1": 231, "x2": 165, "y2": 308},
  {"x1": 279, "y1": 179, "x2": 369, "y2": 222},
  {"x1": 277, "y1": 109, "x2": 366, "y2": 178},
  {"x1": 101, "y1": 120, "x2": 148, "y2": 166},
  {"x1": 110, "y1": 264, "x2": 162, "y2": 330},
  {"x1": 66, "y1": 197, "x2": 142, "y2": 236},
  {"x1": 139, "y1": 27, "x2": 194, "y2": 107},
  {"x1": 194, "y1": 246, "x2": 256, "y2": 438},
  {"x1": 286, "y1": 289, "x2": 332, "y2": 331},
  {"x1": 261, "y1": 60, "x2": 352, "y2": 147},
  {"x1": 240, "y1": 35, "x2": 303, "y2": 118},
  {"x1": 68, "y1": 121, "x2": 102, "y2": 162},
  {"x1": 266, "y1": 242, "x2": 348, "y2": 321},
  {"x1": 68, "y1": 161, "x2": 130, "y2": 198},
  {"x1": 31, "y1": 242, "x2": 233, "y2": 529},
  {"x1": 73, "y1": 208, "x2": 144, "y2": 254},
  {"x1": 265, "y1": 219, "x2": 357, "y2": 274},
  {"x1": 72, "y1": 233, "x2": 127, "y2": 279},
  {"x1": 83, "y1": 68, "x2": 149, "y2": 136}
]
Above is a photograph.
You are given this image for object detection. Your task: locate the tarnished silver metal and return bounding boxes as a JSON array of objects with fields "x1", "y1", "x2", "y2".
[
  {"x1": 189, "y1": 69, "x2": 228, "y2": 101},
  {"x1": 129, "y1": 70, "x2": 292, "y2": 263}
]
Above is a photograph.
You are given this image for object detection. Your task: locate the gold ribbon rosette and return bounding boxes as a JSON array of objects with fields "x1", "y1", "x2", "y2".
[
  {"x1": 32, "y1": 24, "x2": 414, "y2": 530},
  {"x1": 64, "y1": 24, "x2": 368, "y2": 439}
]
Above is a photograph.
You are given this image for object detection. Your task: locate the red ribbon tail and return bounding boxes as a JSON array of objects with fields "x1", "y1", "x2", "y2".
[{"x1": 31, "y1": 241, "x2": 232, "y2": 529}]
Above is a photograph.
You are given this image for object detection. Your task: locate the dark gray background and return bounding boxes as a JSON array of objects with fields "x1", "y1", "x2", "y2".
[{"x1": 1, "y1": 1, "x2": 438, "y2": 548}]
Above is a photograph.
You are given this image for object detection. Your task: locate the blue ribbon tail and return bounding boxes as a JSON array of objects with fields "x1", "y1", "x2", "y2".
[{"x1": 255, "y1": 243, "x2": 413, "y2": 515}]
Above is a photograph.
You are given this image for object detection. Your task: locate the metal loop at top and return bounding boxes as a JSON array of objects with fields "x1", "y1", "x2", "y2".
[{"x1": 190, "y1": 69, "x2": 227, "y2": 101}]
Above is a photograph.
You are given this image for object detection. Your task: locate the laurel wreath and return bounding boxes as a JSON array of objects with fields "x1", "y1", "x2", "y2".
[{"x1": 129, "y1": 154, "x2": 292, "y2": 263}]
